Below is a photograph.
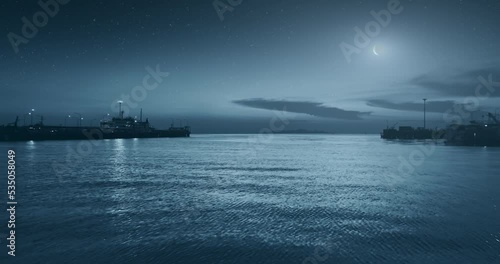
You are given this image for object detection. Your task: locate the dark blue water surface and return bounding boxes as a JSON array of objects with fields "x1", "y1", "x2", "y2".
[{"x1": 0, "y1": 135, "x2": 499, "y2": 263}]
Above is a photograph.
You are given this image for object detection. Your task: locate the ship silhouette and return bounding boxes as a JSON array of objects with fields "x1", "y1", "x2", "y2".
[{"x1": 0, "y1": 110, "x2": 190, "y2": 141}]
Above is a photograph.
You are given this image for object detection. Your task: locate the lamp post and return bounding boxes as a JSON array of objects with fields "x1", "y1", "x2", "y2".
[
  {"x1": 423, "y1": 98, "x2": 427, "y2": 129},
  {"x1": 100, "y1": 113, "x2": 110, "y2": 124},
  {"x1": 30, "y1": 109, "x2": 35, "y2": 126},
  {"x1": 65, "y1": 115, "x2": 71, "y2": 127},
  {"x1": 73, "y1": 113, "x2": 82, "y2": 127},
  {"x1": 117, "y1": 101, "x2": 123, "y2": 118},
  {"x1": 23, "y1": 113, "x2": 30, "y2": 126}
]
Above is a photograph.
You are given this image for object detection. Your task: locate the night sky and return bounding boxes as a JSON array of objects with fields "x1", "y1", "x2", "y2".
[{"x1": 1, "y1": 0, "x2": 499, "y2": 133}]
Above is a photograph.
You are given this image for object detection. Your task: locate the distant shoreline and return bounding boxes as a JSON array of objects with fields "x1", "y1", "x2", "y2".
[
  {"x1": 190, "y1": 132, "x2": 380, "y2": 135},
  {"x1": 273, "y1": 129, "x2": 332, "y2": 134}
]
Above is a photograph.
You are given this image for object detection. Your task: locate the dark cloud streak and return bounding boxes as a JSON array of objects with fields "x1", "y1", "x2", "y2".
[
  {"x1": 409, "y1": 67, "x2": 500, "y2": 97},
  {"x1": 233, "y1": 98, "x2": 370, "y2": 120}
]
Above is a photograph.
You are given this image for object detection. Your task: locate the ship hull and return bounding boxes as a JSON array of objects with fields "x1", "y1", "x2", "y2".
[
  {"x1": 445, "y1": 124, "x2": 500, "y2": 146},
  {"x1": 0, "y1": 126, "x2": 190, "y2": 142}
]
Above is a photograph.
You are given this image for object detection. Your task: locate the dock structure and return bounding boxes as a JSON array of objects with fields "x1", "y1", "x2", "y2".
[
  {"x1": 0, "y1": 111, "x2": 190, "y2": 142},
  {"x1": 381, "y1": 126, "x2": 436, "y2": 140},
  {"x1": 444, "y1": 113, "x2": 500, "y2": 146},
  {"x1": 381, "y1": 112, "x2": 500, "y2": 146}
]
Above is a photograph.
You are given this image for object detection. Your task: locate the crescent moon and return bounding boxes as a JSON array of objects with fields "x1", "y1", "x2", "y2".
[{"x1": 373, "y1": 45, "x2": 379, "y2": 56}]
